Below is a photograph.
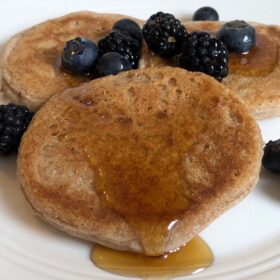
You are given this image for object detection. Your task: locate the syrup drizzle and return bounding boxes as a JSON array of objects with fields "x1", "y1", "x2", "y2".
[
  {"x1": 91, "y1": 236, "x2": 214, "y2": 279},
  {"x1": 54, "y1": 56, "x2": 91, "y2": 87},
  {"x1": 58, "y1": 85, "x2": 208, "y2": 256},
  {"x1": 229, "y1": 33, "x2": 279, "y2": 76},
  {"x1": 142, "y1": 31, "x2": 279, "y2": 77},
  {"x1": 82, "y1": 104, "x2": 204, "y2": 256}
]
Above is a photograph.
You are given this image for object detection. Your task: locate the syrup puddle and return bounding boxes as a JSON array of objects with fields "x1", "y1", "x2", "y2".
[
  {"x1": 91, "y1": 236, "x2": 213, "y2": 279},
  {"x1": 229, "y1": 33, "x2": 279, "y2": 76},
  {"x1": 54, "y1": 56, "x2": 92, "y2": 87}
]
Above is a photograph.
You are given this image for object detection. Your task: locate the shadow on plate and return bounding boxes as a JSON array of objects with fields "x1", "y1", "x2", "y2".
[{"x1": 258, "y1": 167, "x2": 280, "y2": 202}]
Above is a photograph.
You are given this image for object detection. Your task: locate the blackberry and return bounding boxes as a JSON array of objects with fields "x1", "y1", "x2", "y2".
[
  {"x1": 143, "y1": 12, "x2": 187, "y2": 57},
  {"x1": 262, "y1": 139, "x2": 280, "y2": 173},
  {"x1": 179, "y1": 32, "x2": 229, "y2": 81},
  {"x1": 0, "y1": 103, "x2": 34, "y2": 155},
  {"x1": 98, "y1": 30, "x2": 140, "y2": 69}
]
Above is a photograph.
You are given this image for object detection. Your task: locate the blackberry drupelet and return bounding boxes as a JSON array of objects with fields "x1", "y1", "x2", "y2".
[
  {"x1": 98, "y1": 30, "x2": 140, "y2": 68},
  {"x1": 0, "y1": 103, "x2": 34, "y2": 155},
  {"x1": 262, "y1": 139, "x2": 280, "y2": 173},
  {"x1": 179, "y1": 32, "x2": 229, "y2": 81},
  {"x1": 142, "y1": 12, "x2": 187, "y2": 57}
]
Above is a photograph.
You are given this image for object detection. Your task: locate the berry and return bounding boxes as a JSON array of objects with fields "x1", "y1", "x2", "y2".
[
  {"x1": 179, "y1": 32, "x2": 229, "y2": 81},
  {"x1": 192, "y1": 7, "x2": 219, "y2": 21},
  {"x1": 217, "y1": 20, "x2": 256, "y2": 53},
  {"x1": 262, "y1": 139, "x2": 280, "y2": 173},
  {"x1": 0, "y1": 103, "x2": 34, "y2": 155},
  {"x1": 61, "y1": 37, "x2": 99, "y2": 74},
  {"x1": 113, "y1": 18, "x2": 143, "y2": 44},
  {"x1": 98, "y1": 30, "x2": 140, "y2": 69},
  {"x1": 96, "y1": 52, "x2": 132, "y2": 77},
  {"x1": 143, "y1": 12, "x2": 187, "y2": 57}
]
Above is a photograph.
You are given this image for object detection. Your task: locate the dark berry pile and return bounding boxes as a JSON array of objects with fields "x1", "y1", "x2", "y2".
[
  {"x1": 60, "y1": 8, "x2": 257, "y2": 82},
  {"x1": 262, "y1": 140, "x2": 280, "y2": 173},
  {"x1": 179, "y1": 32, "x2": 229, "y2": 81},
  {"x1": 61, "y1": 19, "x2": 143, "y2": 76},
  {"x1": 98, "y1": 30, "x2": 140, "y2": 68},
  {"x1": 143, "y1": 12, "x2": 187, "y2": 57},
  {"x1": 0, "y1": 104, "x2": 34, "y2": 155}
]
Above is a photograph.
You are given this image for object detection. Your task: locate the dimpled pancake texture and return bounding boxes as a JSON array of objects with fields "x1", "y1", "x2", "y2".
[{"x1": 18, "y1": 67, "x2": 263, "y2": 255}]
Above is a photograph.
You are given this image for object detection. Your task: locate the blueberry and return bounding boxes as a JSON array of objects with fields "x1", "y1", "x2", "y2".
[
  {"x1": 262, "y1": 139, "x2": 280, "y2": 173},
  {"x1": 113, "y1": 18, "x2": 143, "y2": 43},
  {"x1": 193, "y1": 7, "x2": 219, "y2": 21},
  {"x1": 217, "y1": 20, "x2": 256, "y2": 53},
  {"x1": 96, "y1": 52, "x2": 132, "y2": 77},
  {"x1": 61, "y1": 37, "x2": 99, "y2": 74}
]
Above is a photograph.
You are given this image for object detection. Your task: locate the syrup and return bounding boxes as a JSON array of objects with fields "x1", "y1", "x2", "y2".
[
  {"x1": 54, "y1": 56, "x2": 91, "y2": 87},
  {"x1": 229, "y1": 33, "x2": 279, "y2": 76},
  {"x1": 141, "y1": 32, "x2": 279, "y2": 77},
  {"x1": 91, "y1": 236, "x2": 213, "y2": 279},
  {"x1": 56, "y1": 58, "x2": 216, "y2": 277},
  {"x1": 81, "y1": 102, "x2": 205, "y2": 256},
  {"x1": 59, "y1": 89, "x2": 207, "y2": 256}
]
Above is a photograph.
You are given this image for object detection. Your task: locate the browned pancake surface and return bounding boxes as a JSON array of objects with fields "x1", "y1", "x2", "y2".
[
  {"x1": 182, "y1": 21, "x2": 280, "y2": 119},
  {"x1": 2, "y1": 12, "x2": 280, "y2": 118},
  {"x1": 2, "y1": 12, "x2": 134, "y2": 110},
  {"x1": 18, "y1": 67, "x2": 262, "y2": 256}
]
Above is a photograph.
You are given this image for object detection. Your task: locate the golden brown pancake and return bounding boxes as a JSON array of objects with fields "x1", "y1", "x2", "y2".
[
  {"x1": 2, "y1": 12, "x2": 280, "y2": 119},
  {"x1": 1, "y1": 11, "x2": 132, "y2": 111},
  {"x1": 18, "y1": 67, "x2": 263, "y2": 256},
  {"x1": 140, "y1": 20, "x2": 280, "y2": 119},
  {"x1": 184, "y1": 21, "x2": 280, "y2": 120}
]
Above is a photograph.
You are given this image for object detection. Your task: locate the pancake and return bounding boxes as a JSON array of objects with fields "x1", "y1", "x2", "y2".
[
  {"x1": 18, "y1": 67, "x2": 263, "y2": 256},
  {"x1": 186, "y1": 21, "x2": 280, "y2": 119},
  {"x1": 141, "y1": 20, "x2": 280, "y2": 119},
  {"x1": 1, "y1": 11, "x2": 132, "y2": 111},
  {"x1": 2, "y1": 12, "x2": 280, "y2": 119}
]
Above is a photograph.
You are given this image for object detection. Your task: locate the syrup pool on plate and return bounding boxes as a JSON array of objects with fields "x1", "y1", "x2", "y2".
[{"x1": 91, "y1": 236, "x2": 214, "y2": 279}]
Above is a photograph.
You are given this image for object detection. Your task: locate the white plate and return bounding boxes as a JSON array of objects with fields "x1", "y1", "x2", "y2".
[{"x1": 0, "y1": 0, "x2": 280, "y2": 279}]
